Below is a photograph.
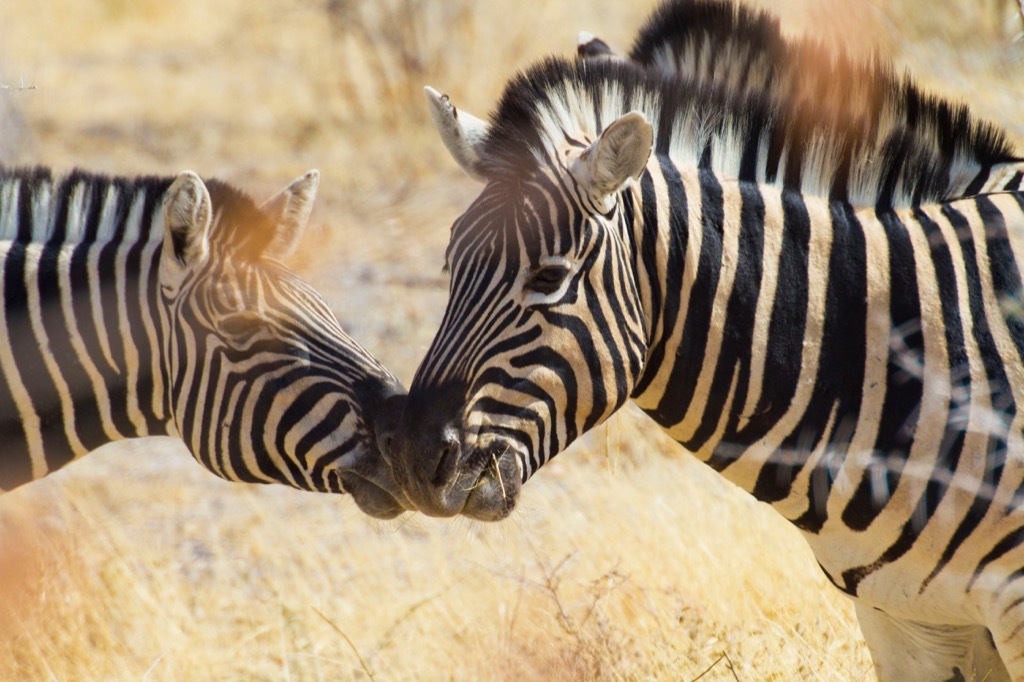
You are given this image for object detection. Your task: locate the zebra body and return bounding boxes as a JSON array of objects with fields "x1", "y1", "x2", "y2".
[
  {"x1": 0, "y1": 166, "x2": 408, "y2": 518},
  {"x1": 392, "y1": 53, "x2": 1024, "y2": 679}
]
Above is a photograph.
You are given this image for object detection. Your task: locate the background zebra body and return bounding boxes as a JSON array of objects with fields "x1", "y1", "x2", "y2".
[
  {"x1": 0, "y1": 166, "x2": 409, "y2": 518},
  {"x1": 574, "y1": 0, "x2": 1024, "y2": 205},
  {"x1": 391, "y1": 50, "x2": 1024, "y2": 680}
]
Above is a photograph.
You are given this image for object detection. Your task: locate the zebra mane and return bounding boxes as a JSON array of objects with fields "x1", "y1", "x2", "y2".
[
  {"x1": 629, "y1": 0, "x2": 788, "y2": 85},
  {"x1": 478, "y1": 55, "x2": 1019, "y2": 207},
  {"x1": 0, "y1": 166, "x2": 279, "y2": 258},
  {"x1": 625, "y1": 0, "x2": 1021, "y2": 204}
]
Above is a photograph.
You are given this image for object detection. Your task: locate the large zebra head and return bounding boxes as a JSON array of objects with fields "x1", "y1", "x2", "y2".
[
  {"x1": 391, "y1": 82, "x2": 654, "y2": 520},
  {"x1": 159, "y1": 171, "x2": 409, "y2": 518}
]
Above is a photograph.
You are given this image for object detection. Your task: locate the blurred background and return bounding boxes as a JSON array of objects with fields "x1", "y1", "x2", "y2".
[{"x1": 0, "y1": 0, "x2": 1020, "y2": 679}]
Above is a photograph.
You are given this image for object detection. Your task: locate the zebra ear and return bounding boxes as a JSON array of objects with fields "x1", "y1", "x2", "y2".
[
  {"x1": 162, "y1": 171, "x2": 211, "y2": 270},
  {"x1": 424, "y1": 86, "x2": 489, "y2": 182},
  {"x1": 577, "y1": 31, "x2": 623, "y2": 60},
  {"x1": 259, "y1": 169, "x2": 319, "y2": 260},
  {"x1": 572, "y1": 112, "x2": 653, "y2": 204}
]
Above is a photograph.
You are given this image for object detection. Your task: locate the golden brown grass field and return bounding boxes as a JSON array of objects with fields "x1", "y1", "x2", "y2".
[{"x1": 0, "y1": 0, "x2": 1022, "y2": 679}]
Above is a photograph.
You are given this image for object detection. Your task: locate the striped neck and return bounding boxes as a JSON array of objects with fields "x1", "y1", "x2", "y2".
[
  {"x1": 0, "y1": 169, "x2": 174, "y2": 487},
  {"x1": 628, "y1": 160, "x2": 861, "y2": 528}
]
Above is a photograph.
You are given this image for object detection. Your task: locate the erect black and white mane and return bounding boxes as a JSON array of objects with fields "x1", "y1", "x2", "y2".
[
  {"x1": 479, "y1": 53, "x2": 1019, "y2": 208},
  {"x1": 0, "y1": 166, "x2": 286, "y2": 261},
  {"x1": 618, "y1": 0, "x2": 1021, "y2": 205}
]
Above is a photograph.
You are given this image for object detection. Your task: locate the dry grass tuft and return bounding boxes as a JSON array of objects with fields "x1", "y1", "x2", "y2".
[{"x1": 0, "y1": 0, "x2": 1020, "y2": 679}]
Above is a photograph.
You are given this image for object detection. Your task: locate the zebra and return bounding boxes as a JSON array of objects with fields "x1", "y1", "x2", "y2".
[
  {"x1": 573, "y1": 0, "x2": 1024, "y2": 205},
  {"x1": 0, "y1": 165, "x2": 409, "y2": 519},
  {"x1": 389, "y1": 52, "x2": 1024, "y2": 679}
]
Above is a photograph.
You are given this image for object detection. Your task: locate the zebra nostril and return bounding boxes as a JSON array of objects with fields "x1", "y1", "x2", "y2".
[
  {"x1": 376, "y1": 430, "x2": 395, "y2": 461},
  {"x1": 432, "y1": 429, "x2": 462, "y2": 486}
]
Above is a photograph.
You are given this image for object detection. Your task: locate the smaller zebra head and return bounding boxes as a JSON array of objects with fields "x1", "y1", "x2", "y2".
[
  {"x1": 391, "y1": 86, "x2": 654, "y2": 520},
  {"x1": 159, "y1": 171, "x2": 409, "y2": 518}
]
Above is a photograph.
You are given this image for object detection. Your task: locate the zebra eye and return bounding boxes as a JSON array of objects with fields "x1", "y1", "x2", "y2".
[{"x1": 526, "y1": 264, "x2": 571, "y2": 296}]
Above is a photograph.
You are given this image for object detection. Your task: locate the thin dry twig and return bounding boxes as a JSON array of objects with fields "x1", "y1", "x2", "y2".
[
  {"x1": 312, "y1": 606, "x2": 376, "y2": 682},
  {"x1": 492, "y1": 451, "x2": 507, "y2": 501},
  {"x1": 374, "y1": 586, "x2": 452, "y2": 653},
  {"x1": 691, "y1": 652, "x2": 742, "y2": 682}
]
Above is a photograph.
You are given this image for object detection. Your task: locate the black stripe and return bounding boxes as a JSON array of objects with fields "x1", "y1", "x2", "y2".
[
  {"x1": 477, "y1": 363, "x2": 557, "y2": 470},
  {"x1": 633, "y1": 156, "x2": 687, "y2": 400},
  {"x1": 220, "y1": 377, "x2": 258, "y2": 483},
  {"x1": 695, "y1": 181, "x2": 763, "y2": 457},
  {"x1": 308, "y1": 403, "x2": 357, "y2": 490},
  {"x1": 971, "y1": 525, "x2": 1024, "y2": 591},
  {"x1": 80, "y1": 181, "x2": 106, "y2": 247},
  {"x1": 945, "y1": 202, "x2": 1015, "y2": 421},
  {"x1": 582, "y1": 236, "x2": 632, "y2": 430},
  {"x1": 963, "y1": 166, "x2": 991, "y2": 196},
  {"x1": 1004, "y1": 171, "x2": 1023, "y2": 192},
  {"x1": 16, "y1": 179, "x2": 34, "y2": 243},
  {"x1": 911, "y1": 208, "x2": 983, "y2": 589},
  {"x1": 652, "y1": 168, "x2": 724, "y2": 435},
  {"x1": 3, "y1": 244, "x2": 70, "y2": 470},
  {"x1": 37, "y1": 244, "x2": 108, "y2": 451},
  {"x1": 717, "y1": 187, "x2": 809, "y2": 471},
  {"x1": 246, "y1": 362, "x2": 307, "y2": 486},
  {"x1": 276, "y1": 380, "x2": 341, "y2": 478},
  {"x1": 46, "y1": 179, "x2": 74, "y2": 247},
  {"x1": 0, "y1": 255, "x2": 33, "y2": 488},
  {"x1": 976, "y1": 195, "x2": 1024, "y2": 366},
  {"x1": 775, "y1": 202, "x2": 867, "y2": 527},
  {"x1": 523, "y1": 315, "x2": 588, "y2": 447},
  {"x1": 842, "y1": 210, "x2": 923, "y2": 531}
]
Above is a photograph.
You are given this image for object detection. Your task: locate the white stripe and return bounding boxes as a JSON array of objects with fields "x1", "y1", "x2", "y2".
[
  {"x1": 739, "y1": 187, "x2": 784, "y2": 429},
  {"x1": 0, "y1": 248, "x2": 47, "y2": 477},
  {"x1": 672, "y1": 178, "x2": 744, "y2": 443},
  {"x1": 57, "y1": 242, "x2": 121, "y2": 442},
  {"x1": 0, "y1": 180, "x2": 20, "y2": 239},
  {"x1": 87, "y1": 190, "x2": 123, "y2": 372},
  {"x1": 114, "y1": 192, "x2": 148, "y2": 434},
  {"x1": 64, "y1": 182, "x2": 93, "y2": 243},
  {"x1": 24, "y1": 243, "x2": 89, "y2": 457},
  {"x1": 32, "y1": 180, "x2": 54, "y2": 242},
  {"x1": 632, "y1": 164, "x2": 704, "y2": 413},
  {"x1": 829, "y1": 207, "x2": 892, "y2": 514},
  {"x1": 137, "y1": 241, "x2": 165, "y2": 425}
]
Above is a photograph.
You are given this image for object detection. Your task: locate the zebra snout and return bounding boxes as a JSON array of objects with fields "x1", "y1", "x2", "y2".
[
  {"x1": 390, "y1": 387, "x2": 481, "y2": 517},
  {"x1": 391, "y1": 420, "x2": 471, "y2": 517}
]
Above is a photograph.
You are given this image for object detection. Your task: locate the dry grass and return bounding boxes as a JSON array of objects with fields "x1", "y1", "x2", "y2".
[{"x1": 0, "y1": 0, "x2": 1020, "y2": 679}]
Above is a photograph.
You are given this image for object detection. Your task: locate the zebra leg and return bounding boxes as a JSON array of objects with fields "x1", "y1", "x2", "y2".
[{"x1": 854, "y1": 603, "x2": 1010, "y2": 681}]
